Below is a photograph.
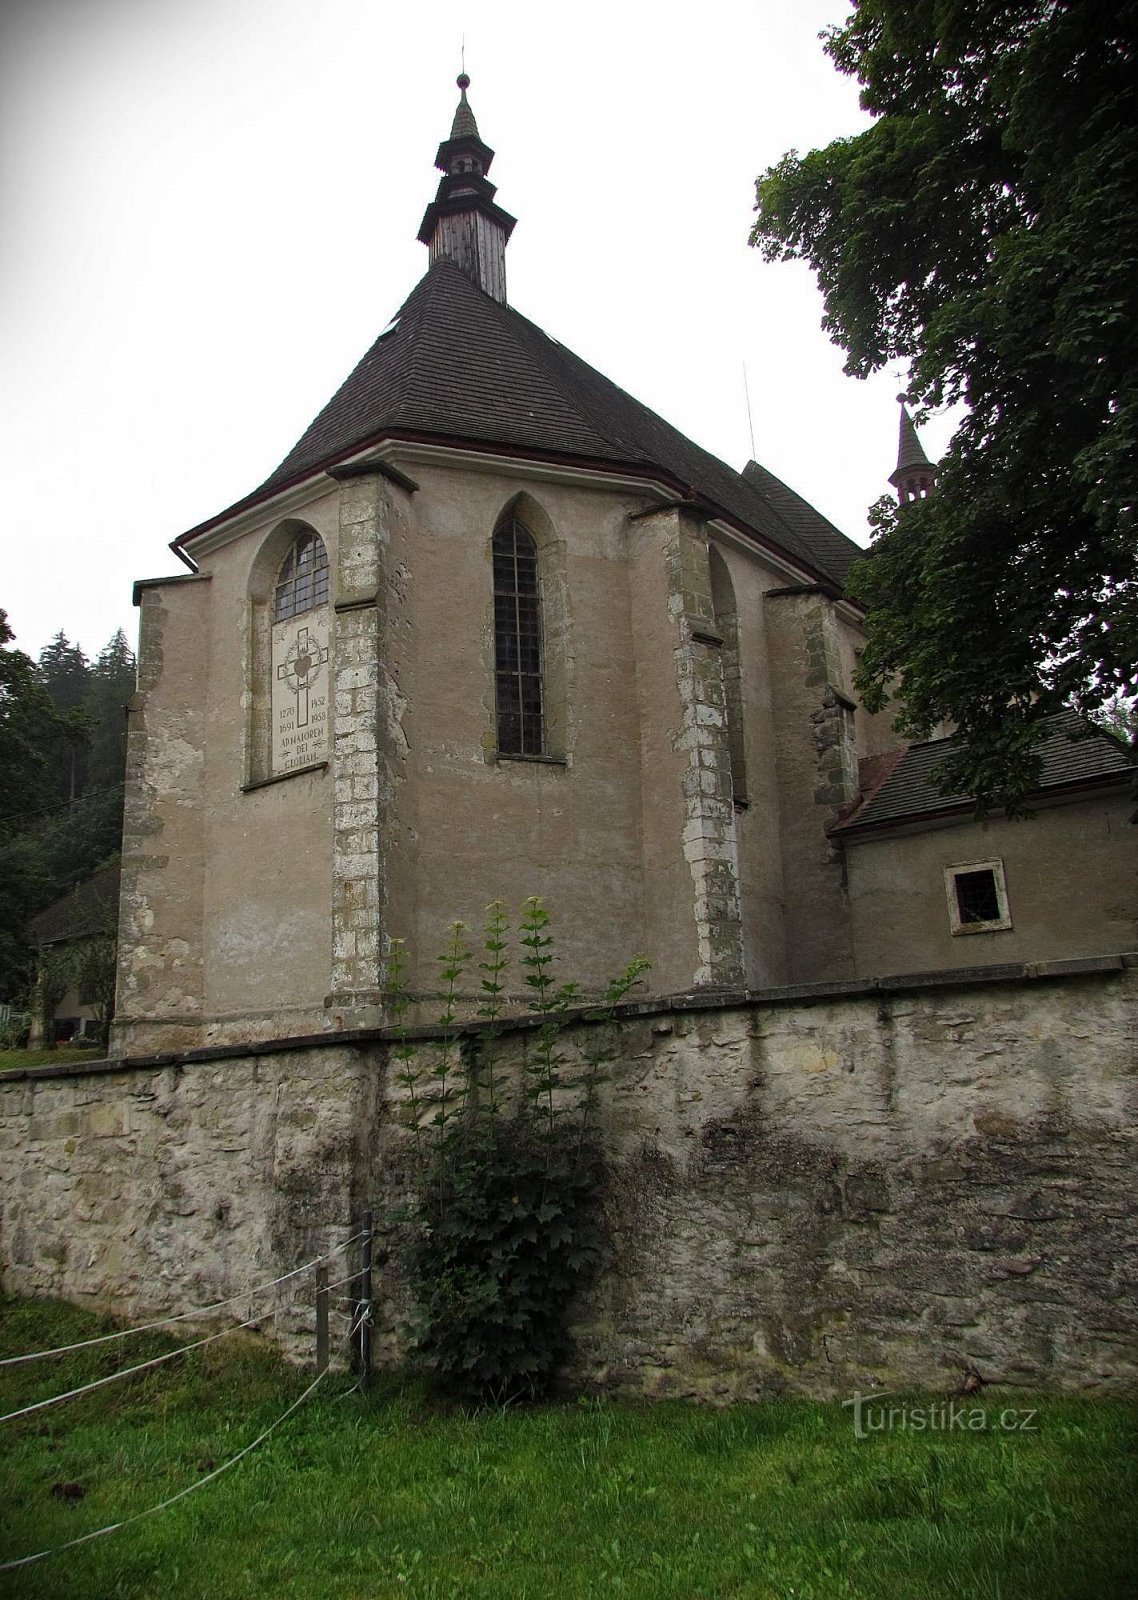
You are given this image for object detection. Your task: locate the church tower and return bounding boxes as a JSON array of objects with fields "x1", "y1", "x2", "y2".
[
  {"x1": 889, "y1": 396, "x2": 937, "y2": 503},
  {"x1": 417, "y1": 75, "x2": 516, "y2": 304}
]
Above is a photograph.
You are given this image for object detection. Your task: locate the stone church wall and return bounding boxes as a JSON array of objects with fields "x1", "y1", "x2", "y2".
[{"x1": 4, "y1": 958, "x2": 1135, "y2": 1397}]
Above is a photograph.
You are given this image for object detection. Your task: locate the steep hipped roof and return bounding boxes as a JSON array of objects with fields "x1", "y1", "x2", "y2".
[
  {"x1": 177, "y1": 261, "x2": 865, "y2": 589},
  {"x1": 837, "y1": 712, "x2": 1135, "y2": 835},
  {"x1": 29, "y1": 860, "x2": 121, "y2": 947}
]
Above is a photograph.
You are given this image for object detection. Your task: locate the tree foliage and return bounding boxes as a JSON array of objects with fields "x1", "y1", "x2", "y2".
[
  {"x1": 0, "y1": 612, "x2": 135, "y2": 1001},
  {"x1": 751, "y1": 0, "x2": 1138, "y2": 808}
]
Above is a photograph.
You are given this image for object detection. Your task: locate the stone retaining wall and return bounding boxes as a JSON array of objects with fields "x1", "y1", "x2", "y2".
[{"x1": 2, "y1": 957, "x2": 1135, "y2": 1396}]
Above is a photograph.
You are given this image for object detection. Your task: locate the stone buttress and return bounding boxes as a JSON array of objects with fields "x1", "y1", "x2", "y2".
[
  {"x1": 629, "y1": 503, "x2": 745, "y2": 991},
  {"x1": 327, "y1": 468, "x2": 412, "y2": 1025}
]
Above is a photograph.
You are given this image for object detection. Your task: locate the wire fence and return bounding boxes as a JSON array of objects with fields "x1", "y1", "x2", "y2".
[
  {"x1": 0, "y1": 1234, "x2": 364, "y2": 1368},
  {"x1": 0, "y1": 1367, "x2": 331, "y2": 1573},
  {"x1": 0, "y1": 1216, "x2": 377, "y2": 1573},
  {"x1": 0, "y1": 1302, "x2": 285, "y2": 1425}
]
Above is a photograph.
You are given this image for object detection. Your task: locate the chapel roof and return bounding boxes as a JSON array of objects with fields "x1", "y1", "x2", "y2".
[
  {"x1": 836, "y1": 711, "x2": 1136, "y2": 835},
  {"x1": 176, "y1": 260, "x2": 866, "y2": 589}
]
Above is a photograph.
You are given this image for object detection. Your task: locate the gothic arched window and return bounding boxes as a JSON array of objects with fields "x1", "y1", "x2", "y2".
[
  {"x1": 274, "y1": 530, "x2": 329, "y2": 623},
  {"x1": 493, "y1": 514, "x2": 544, "y2": 755}
]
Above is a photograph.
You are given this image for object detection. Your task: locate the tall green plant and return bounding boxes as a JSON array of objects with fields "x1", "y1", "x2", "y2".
[{"x1": 388, "y1": 901, "x2": 647, "y2": 1403}]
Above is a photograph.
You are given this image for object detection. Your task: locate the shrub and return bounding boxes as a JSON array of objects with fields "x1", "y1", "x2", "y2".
[{"x1": 388, "y1": 899, "x2": 647, "y2": 1403}]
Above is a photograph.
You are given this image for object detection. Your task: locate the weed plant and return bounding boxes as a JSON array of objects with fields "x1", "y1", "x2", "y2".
[{"x1": 387, "y1": 899, "x2": 648, "y2": 1404}]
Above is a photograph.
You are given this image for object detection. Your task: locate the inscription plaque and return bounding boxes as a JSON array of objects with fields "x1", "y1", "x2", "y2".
[{"x1": 271, "y1": 608, "x2": 330, "y2": 775}]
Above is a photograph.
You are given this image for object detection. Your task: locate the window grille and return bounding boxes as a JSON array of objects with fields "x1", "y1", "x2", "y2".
[
  {"x1": 945, "y1": 859, "x2": 1012, "y2": 934},
  {"x1": 954, "y1": 869, "x2": 1000, "y2": 925},
  {"x1": 273, "y1": 532, "x2": 329, "y2": 623},
  {"x1": 492, "y1": 516, "x2": 543, "y2": 755}
]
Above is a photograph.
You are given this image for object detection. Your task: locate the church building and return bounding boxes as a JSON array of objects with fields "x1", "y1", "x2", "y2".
[{"x1": 111, "y1": 79, "x2": 1136, "y2": 1055}]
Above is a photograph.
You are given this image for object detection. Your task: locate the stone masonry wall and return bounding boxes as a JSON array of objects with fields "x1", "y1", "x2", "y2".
[
  {"x1": 3, "y1": 958, "x2": 1135, "y2": 1395},
  {"x1": 0, "y1": 1045, "x2": 386, "y2": 1365}
]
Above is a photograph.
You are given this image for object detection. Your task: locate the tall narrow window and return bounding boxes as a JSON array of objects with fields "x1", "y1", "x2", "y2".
[{"x1": 493, "y1": 515, "x2": 543, "y2": 755}]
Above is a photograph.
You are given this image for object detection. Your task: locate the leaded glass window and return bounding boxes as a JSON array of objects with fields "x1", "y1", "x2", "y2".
[
  {"x1": 273, "y1": 531, "x2": 329, "y2": 623},
  {"x1": 493, "y1": 517, "x2": 543, "y2": 755}
]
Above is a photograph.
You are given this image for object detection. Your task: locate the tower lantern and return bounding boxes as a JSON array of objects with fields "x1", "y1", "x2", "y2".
[
  {"x1": 889, "y1": 396, "x2": 938, "y2": 504},
  {"x1": 416, "y1": 74, "x2": 516, "y2": 304}
]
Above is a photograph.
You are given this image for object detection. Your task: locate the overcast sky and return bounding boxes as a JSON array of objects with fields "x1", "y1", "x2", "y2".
[{"x1": 0, "y1": 0, "x2": 955, "y2": 663}]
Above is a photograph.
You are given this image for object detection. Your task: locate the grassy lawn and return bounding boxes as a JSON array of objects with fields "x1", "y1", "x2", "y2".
[
  {"x1": 0, "y1": 1046, "x2": 104, "y2": 1071},
  {"x1": 1, "y1": 1298, "x2": 1135, "y2": 1599}
]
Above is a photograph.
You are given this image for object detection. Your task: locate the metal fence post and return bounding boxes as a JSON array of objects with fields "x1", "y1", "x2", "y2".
[
  {"x1": 357, "y1": 1209, "x2": 373, "y2": 1390},
  {"x1": 315, "y1": 1263, "x2": 329, "y2": 1376}
]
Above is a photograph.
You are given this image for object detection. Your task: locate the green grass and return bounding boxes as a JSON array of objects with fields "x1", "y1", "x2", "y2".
[
  {"x1": 1, "y1": 1297, "x2": 1136, "y2": 1599},
  {"x1": 0, "y1": 1046, "x2": 104, "y2": 1070}
]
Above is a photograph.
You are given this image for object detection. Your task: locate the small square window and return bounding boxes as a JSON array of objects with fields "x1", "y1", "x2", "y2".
[{"x1": 944, "y1": 860, "x2": 1012, "y2": 936}]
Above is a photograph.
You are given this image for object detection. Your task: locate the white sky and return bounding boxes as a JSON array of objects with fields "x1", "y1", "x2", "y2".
[{"x1": 0, "y1": 0, "x2": 956, "y2": 663}]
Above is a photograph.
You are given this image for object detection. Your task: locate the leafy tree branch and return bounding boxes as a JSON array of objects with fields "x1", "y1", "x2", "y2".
[{"x1": 751, "y1": 0, "x2": 1138, "y2": 810}]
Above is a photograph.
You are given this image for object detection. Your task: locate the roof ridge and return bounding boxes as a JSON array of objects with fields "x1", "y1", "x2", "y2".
[
  {"x1": 890, "y1": 707, "x2": 1126, "y2": 757},
  {"x1": 252, "y1": 270, "x2": 437, "y2": 497}
]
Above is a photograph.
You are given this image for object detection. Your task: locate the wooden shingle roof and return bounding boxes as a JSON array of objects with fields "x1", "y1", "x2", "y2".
[{"x1": 177, "y1": 262, "x2": 865, "y2": 589}]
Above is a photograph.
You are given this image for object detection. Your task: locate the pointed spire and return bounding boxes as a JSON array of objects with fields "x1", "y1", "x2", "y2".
[
  {"x1": 450, "y1": 73, "x2": 480, "y2": 140},
  {"x1": 889, "y1": 396, "x2": 937, "y2": 504},
  {"x1": 417, "y1": 74, "x2": 517, "y2": 304}
]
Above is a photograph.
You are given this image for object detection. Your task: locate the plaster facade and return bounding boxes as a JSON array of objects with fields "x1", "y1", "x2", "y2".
[
  {"x1": 845, "y1": 793, "x2": 1138, "y2": 977},
  {"x1": 111, "y1": 446, "x2": 1137, "y2": 1055}
]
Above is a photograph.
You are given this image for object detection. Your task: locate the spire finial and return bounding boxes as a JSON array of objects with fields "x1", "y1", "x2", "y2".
[{"x1": 448, "y1": 70, "x2": 480, "y2": 141}]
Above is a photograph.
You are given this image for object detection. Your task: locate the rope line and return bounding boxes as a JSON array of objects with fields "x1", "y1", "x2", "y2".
[
  {"x1": 0, "y1": 781, "x2": 127, "y2": 832},
  {"x1": 347, "y1": 1296, "x2": 374, "y2": 1344},
  {"x1": 320, "y1": 1270, "x2": 362, "y2": 1297},
  {"x1": 0, "y1": 1233, "x2": 365, "y2": 1367},
  {"x1": 0, "y1": 1367, "x2": 330, "y2": 1572},
  {"x1": 0, "y1": 1303, "x2": 282, "y2": 1425}
]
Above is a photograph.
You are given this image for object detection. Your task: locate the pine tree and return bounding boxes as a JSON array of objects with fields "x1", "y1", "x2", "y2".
[
  {"x1": 37, "y1": 632, "x2": 90, "y2": 805},
  {"x1": 0, "y1": 619, "x2": 136, "y2": 1001},
  {"x1": 0, "y1": 614, "x2": 70, "y2": 998},
  {"x1": 86, "y1": 629, "x2": 135, "y2": 795}
]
